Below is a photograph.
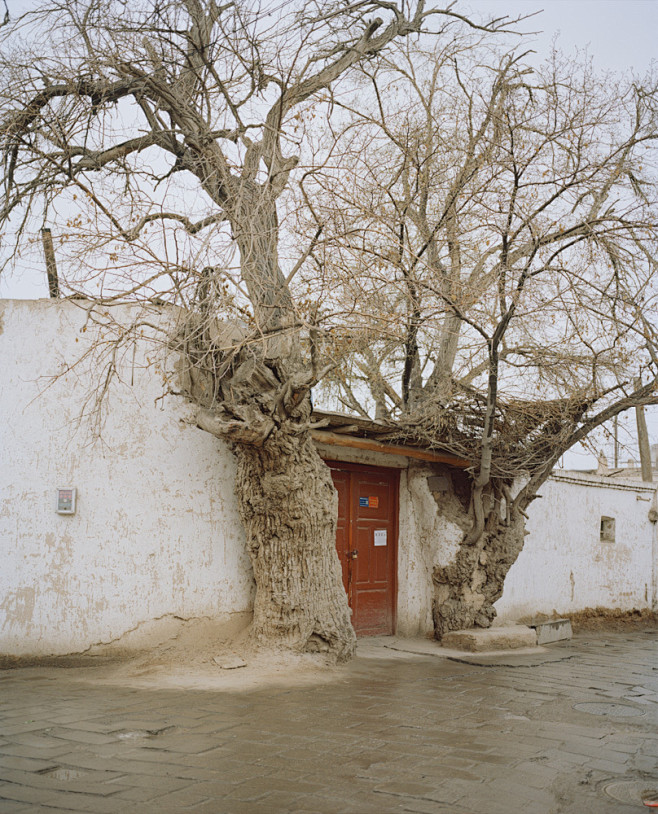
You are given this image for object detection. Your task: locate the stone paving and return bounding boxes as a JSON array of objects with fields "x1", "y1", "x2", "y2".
[{"x1": 0, "y1": 631, "x2": 657, "y2": 813}]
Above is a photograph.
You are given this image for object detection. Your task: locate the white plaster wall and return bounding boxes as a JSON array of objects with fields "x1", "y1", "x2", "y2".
[
  {"x1": 495, "y1": 473, "x2": 657, "y2": 621},
  {"x1": 1, "y1": 299, "x2": 254, "y2": 656},
  {"x1": 3, "y1": 299, "x2": 655, "y2": 654},
  {"x1": 397, "y1": 464, "x2": 464, "y2": 637}
]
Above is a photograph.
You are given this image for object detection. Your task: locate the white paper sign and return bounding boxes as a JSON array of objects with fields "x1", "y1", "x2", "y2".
[{"x1": 374, "y1": 529, "x2": 387, "y2": 547}]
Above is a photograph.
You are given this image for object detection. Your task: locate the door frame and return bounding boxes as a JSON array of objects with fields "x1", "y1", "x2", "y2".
[{"x1": 327, "y1": 459, "x2": 400, "y2": 635}]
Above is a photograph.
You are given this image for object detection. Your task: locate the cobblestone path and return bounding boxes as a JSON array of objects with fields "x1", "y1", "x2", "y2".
[{"x1": 1, "y1": 631, "x2": 657, "y2": 813}]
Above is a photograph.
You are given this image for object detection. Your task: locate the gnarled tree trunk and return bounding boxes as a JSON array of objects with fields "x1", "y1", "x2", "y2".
[
  {"x1": 234, "y1": 427, "x2": 355, "y2": 661},
  {"x1": 178, "y1": 173, "x2": 359, "y2": 661},
  {"x1": 432, "y1": 509, "x2": 526, "y2": 638},
  {"x1": 185, "y1": 316, "x2": 356, "y2": 661}
]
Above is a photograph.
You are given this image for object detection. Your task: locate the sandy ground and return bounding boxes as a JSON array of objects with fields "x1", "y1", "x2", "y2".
[
  {"x1": 3, "y1": 610, "x2": 656, "y2": 693},
  {"x1": 76, "y1": 616, "x2": 350, "y2": 692}
]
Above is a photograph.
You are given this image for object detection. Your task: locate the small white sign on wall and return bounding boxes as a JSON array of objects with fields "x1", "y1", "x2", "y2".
[
  {"x1": 374, "y1": 529, "x2": 387, "y2": 547},
  {"x1": 56, "y1": 487, "x2": 77, "y2": 515}
]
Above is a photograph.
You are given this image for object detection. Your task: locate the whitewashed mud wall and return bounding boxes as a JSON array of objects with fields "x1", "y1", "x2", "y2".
[
  {"x1": 1, "y1": 299, "x2": 254, "y2": 656},
  {"x1": 2, "y1": 300, "x2": 656, "y2": 656},
  {"x1": 495, "y1": 472, "x2": 657, "y2": 622},
  {"x1": 396, "y1": 463, "x2": 464, "y2": 637}
]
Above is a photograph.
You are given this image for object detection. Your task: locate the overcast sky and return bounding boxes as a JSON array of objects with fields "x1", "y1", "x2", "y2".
[
  {"x1": 460, "y1": 0, "x2": 658, "y2": 468},
  {"x1": 458, "y1": 1, "x2": 658, "y2": 468},
  {"x1": 2, "y1": 0, "x2": 656, "y2": 465},
  {"x1": 463, "y1": 0, "x2": 657, "y2": 75}
]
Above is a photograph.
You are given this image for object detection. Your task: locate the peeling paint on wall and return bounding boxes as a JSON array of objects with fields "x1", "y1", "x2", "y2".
[
  {"x1": 396, "y1": 463, "x2": 465, "y2": 637},
  {"x1": 1, "y1": 300, "x2": 254, "y2": 656},
  {"x1": 0, "y1": 586, "x2": 37, "y2": 630},
  {"x1": 495, "y1": 472, "x2": 656, "y2": 621},
  {"x1": 2, "y1": 301, "x2": 655, "y2": 655}
]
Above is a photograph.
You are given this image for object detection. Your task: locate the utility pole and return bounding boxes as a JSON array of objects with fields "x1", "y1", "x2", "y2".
[
  {"x1": 636, "y1": 403, "x2": 653, "y2": 482},
  {"x1": 613, "y1": 414, "x2": 619, "y2": 468},
  {"x1": 41, "y1": 228, "x2": 59, "y2": 298}
]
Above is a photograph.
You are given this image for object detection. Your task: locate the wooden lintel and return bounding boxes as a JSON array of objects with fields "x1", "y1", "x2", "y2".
[{"x1": 311, "y1": 430, "x2": 470, "y2": 467}]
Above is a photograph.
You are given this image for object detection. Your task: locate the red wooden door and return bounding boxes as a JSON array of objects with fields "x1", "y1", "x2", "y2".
[{"x1": 329, "y1": 462, "x2": 399, "y2": 636}]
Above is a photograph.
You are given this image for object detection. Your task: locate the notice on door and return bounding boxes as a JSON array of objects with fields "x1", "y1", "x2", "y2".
[{"x1": 374, "y1": 529, "x2": 387, "y2": 547}]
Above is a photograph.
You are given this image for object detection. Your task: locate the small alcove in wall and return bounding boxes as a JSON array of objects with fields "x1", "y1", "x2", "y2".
[{"x1": 600, "y1": 515, "x2": 616, "y2": 544}]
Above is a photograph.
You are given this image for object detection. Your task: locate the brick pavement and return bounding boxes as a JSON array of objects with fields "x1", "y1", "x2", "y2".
[{"x1": 0, "y1": 631, "x2": 657, "y2": 813}]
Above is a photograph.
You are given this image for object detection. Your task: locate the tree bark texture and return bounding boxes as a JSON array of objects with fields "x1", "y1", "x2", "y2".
[
  {"x1": 233, "y1": 426, "x2": 356, "y2": 662},
  {"x1": 183, "y1": 179, "x2": 357, "y2": 661},
  {"x1": 431, "y1": 511, "x2": 526, "y2": 638}
]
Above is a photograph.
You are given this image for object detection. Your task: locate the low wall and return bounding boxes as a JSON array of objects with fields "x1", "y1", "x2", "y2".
[
  {"x1": 395, "y1": 467, "x2": 657, "y2": 634},
  {"x1": 0, "y1": 299, "x2": 254, "y2": 656},
  {"x1": 495, "y1": 472, "x2": 657, "y2": 621},
  {"x1": 2, "y1": 299, "x2": 656, "y2": 655}
]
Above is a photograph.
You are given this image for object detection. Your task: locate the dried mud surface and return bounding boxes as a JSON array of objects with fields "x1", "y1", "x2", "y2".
[
  {"x1": 569, "y1": 607, "x2": 658, "y2": 632},
  {"x1": 521, "y1": 607, "x2": 658, "y2": 632},
  {"x1": 0, "y1": 616, "x2": 346, "y2": 692},
  {"x1": 4, "y1": 610, "x2": 656, "y2": 692}
]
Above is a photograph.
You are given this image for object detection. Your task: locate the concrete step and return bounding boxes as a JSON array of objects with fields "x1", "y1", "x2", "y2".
[
  {"x1": 528, "y1": 618, "x2": 573, "y2": 645},
  {"x1": 441, "y1": 625, "x2": 537, "y2": 652}
]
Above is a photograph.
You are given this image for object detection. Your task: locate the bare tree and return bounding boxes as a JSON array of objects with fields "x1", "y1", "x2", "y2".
[
  {"x1": 299, "y1": 38, "x2": 658, "y2": 636},
  {"x1": 0, "y1": 0, "x2": 527, "y2": 659}
]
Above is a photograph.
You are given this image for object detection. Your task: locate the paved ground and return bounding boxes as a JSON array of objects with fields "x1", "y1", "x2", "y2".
[{"x1": 1, "y1": 631, "x2": 657, "y2": 813}]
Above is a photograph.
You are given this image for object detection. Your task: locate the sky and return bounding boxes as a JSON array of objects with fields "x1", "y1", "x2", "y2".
[
  {"x1": 464, "y1": 0, "x2": 657, "y2": 78},
  {"x1": 1, "y1": 0, "x2": 657, "y2": 468},
  {"x1": 461, "y1": 0, "x2": 658, "y2": 469}
]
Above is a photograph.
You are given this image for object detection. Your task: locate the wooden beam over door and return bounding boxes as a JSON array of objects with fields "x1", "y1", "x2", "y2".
[{"x1": 311, "y1": 430, "x2": 470, "y2": 468}]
